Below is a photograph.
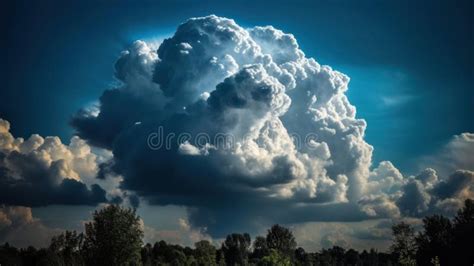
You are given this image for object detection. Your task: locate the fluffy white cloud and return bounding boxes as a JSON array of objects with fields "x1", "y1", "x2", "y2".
[
  {"x1": 0, "y1": 119, "x2": 97, "y2": 182},
  {"x1": 99, "y1": 15, "x2": 369, "y2": 207},
  {"x1": 0, "y1": 118, "x2": 129, "y2": 206}
]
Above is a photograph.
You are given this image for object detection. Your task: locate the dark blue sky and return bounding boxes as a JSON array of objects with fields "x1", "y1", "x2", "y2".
[{"x1": 1, "y1": 0, "x2": 473, "y2": 173}]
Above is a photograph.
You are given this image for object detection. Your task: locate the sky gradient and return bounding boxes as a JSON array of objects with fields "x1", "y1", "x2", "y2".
[{"x1": 0, "y1": 0, "x2": 473, "y2": 251}]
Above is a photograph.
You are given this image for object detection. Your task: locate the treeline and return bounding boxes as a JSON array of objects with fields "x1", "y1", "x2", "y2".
[{"x1": 0, "y1": 199, "x2": 472, "y2": 266}]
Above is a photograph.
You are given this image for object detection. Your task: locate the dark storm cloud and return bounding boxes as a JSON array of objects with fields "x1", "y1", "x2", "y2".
[
  {"x1": 71, "y1": 89, "x2": 161, "y2": 149},
  {"x1": 71, "y1": 41, "x2": 166, "y2": 149}
]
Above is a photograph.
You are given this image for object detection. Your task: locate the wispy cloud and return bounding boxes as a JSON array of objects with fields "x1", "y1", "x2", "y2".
[{"x1": 380, "y1": 94, "x2": 416, "y2": 107}]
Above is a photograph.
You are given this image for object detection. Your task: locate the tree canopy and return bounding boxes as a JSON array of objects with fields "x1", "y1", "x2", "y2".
[
  {"x1": 0, "y1": 199, "x2": 473, "y2": 266},
  {"x1": 82, "y1": 205, "x2": 143, "y2": 266}
]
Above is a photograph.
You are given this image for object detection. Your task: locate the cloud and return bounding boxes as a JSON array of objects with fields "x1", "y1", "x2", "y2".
[
  {"x1": 419, "y1": 133, "x2": 474, "y2": 176},
  {"x1": 380, "y1": 94, "x2": 415, "y2": 107},
  {"x1": 0, "y1": 205, "x2": 59, "y2": 248},
  {"x1": 70, "y1": 15, "x2": 474, "y2": 237},
  {"x1": 0, "y1": 118, "x2": 119, "y2": 207},
  {"x1": 361, "y1": 161, "x2": 473, "y2": 219},
  {"x1": 141, "y1": 217, "x2": 212, "y2": 247},
  {"x1": 400, "y1": 169, "x2": 473, "y2": 216},
  {"x1": 397, "y1": 179, "x2": 431, "y2": 216},
  {"x1": 291, "y1": 219, "x2": 394, "y2": 252},
  {"x1": 432, "y1": 170, "x2": 474, "y2": 213}
]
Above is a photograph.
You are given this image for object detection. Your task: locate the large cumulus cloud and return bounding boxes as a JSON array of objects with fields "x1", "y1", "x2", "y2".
[
  {"x1": 71, "y1": 15, "x2": 474, "y2": 236},
  {"x1": 0, "y1": 119, "x2": 111, "y2": 206}
]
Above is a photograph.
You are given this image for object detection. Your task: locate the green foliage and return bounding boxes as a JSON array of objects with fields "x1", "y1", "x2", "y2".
[
  {"x1": 1, "y1": 199, "x2": 473, "y2": 266},
  {"x1": 265, "y1": 224, "x2": 297, "y2": 257},
  {"x1": 415, "y1": 214, "x2": 452, "y2": 265},
  {"x1": 194, "y1": 240, "x2": 217, "y2": 266},
  {"x1": 390, "y1": 221, "x2": 417, "y2": 266},
  {"x1": 259, "y1": 249, "x2": 291, "y2": 266},
  {"x1": 222, "y1": 233, "x2": 251, "y2": 265},
  {"x1": 49, "y1": 230, "x2": 84, "y2": 266},
  {"x1": 430, "y1": 256, "x2": 440, "y2": 266},
  {"x1": 413, "y1": 199, "x2": 474, "y2": 265},
  {"x1": 250, "y1": 236, "x2": 269, "y2": 262},
  {"x1": 452, "y1": 199, "x2": 474, "y2": 265},
  {"x1": 82, "y1": 204, "x2": 143, "y2": 266}
]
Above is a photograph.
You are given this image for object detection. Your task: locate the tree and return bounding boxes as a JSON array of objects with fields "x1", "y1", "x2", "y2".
[
  {"x1": 260, "y1": 249, "x2": 291, "y2": 266},
  {"x1": 141, "y1": 243, "x2": 153, "y2": 266},
  {"x1": 0, "y1": 243, "x2": 22, "y2": 265},
  {"x1": 152, "y1": 240, "x2": 168, "y2": 263},
  {"x1": 390, "y1": 222, "x2": 417, "y2": 266},
  {"x1": 344, "y1": 248, "x2": 361, "y2": 266},
  {"x1": 359, "y1": 249, "x2": 380, "y2": 266},
  {"x1": 222, "y1": 233, "x2": 251, "y2": 265},
  {"x1": 452, "y1": 199, "x2": 474, "y2": 265},
  {"x1": 194, "y1": 240, "x2": 217, "y2": 266},
  {"x1": 319, "y1": 248, "x2": 337, "y2": 266},
  {"x1": 251, "y1": 236, "x2": 269, "y2": 261},
  {"x1": 168, "y1": 247, "x2": 187, "y2": 266},
  {"x1": 49, "y1": 230, "x2": 84, "y2": 265},
  {"x1": 216, "y1": 248, "x2": 226, "y2": 266},
  {"x1": 265, "y1": 224, "x2": 297, "y2": 257},
  {"x1": 327, "y1": 246, "x2": 345, "y2": 266},
  {"x1": 415, "y1": 214, "x2": 452, "y2": 265},
  {"x1": 294, "y1": 247, "x2": 309, "y2": 265},
  {"x1": 82, "y1": 205, "x2": 143, "y2": 266}
]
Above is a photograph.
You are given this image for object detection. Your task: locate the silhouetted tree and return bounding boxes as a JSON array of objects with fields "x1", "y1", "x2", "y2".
[
  {"x1": 0, "y1": 243, "x2": 22, "y2": 265},
  {"x1": 49, "y1": 230, "x2": 84, "y2": 265},
  {"x1": 222, "y1": 233, "x2": 251, "y2": 265},
  {"x1": 345, "y1": 248, "x2": 361, "y2": 266},
  {"x1": 194, "y1": 240, "x2": 217, "y2": 266},
  {"x1": 390, "y1": 222, "x2": 417, "y2": 266},
  {"x1": 140, "y1": 243, "x2": 153, "y2": 266},
  {"x1": 251, "y1": 236, "x2": 269, "y2": 262},
  {"x1": 152, "y1": 240, "x2": 171, "y2": 263},
  {"x1": 216, "y1": 248, "x2": 226, "y2": 266},
  {"x1": 415, "y1": 214, "x2": 452, "y2": 265},
  {"x1": 319, "y1": 248, "x2": 337, "y2": 265},
  {"x1": 35, "y1": 248, "x2": 63, "y2": 266},
  {"x1": 2, "y1": 200, "x2": 473, "y2": 266},
  {"x1": 168, "y1": 246, "x2": 187, "y2": 265},
  {"x1": 452, "y1": 199, "x2": 474, "y2": 265},
  {"x1": 82, "y1": 205, "x2": 143, "y2": 266},
  {"x1": 20, "y1": 246, "x2": 38, "y2": 266},
  {"x1": 265, "y1": 224, "x2": 296, "y2": 258},
  {"x1": 328, "y1": 246, "x2": 345, "y2": 266},
  {"x1": 294, "y1": 247, "x2": 307, "y2": 265},
  {"x1": 260, "y1": 249, "x2": 291, "y2": 266}
]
